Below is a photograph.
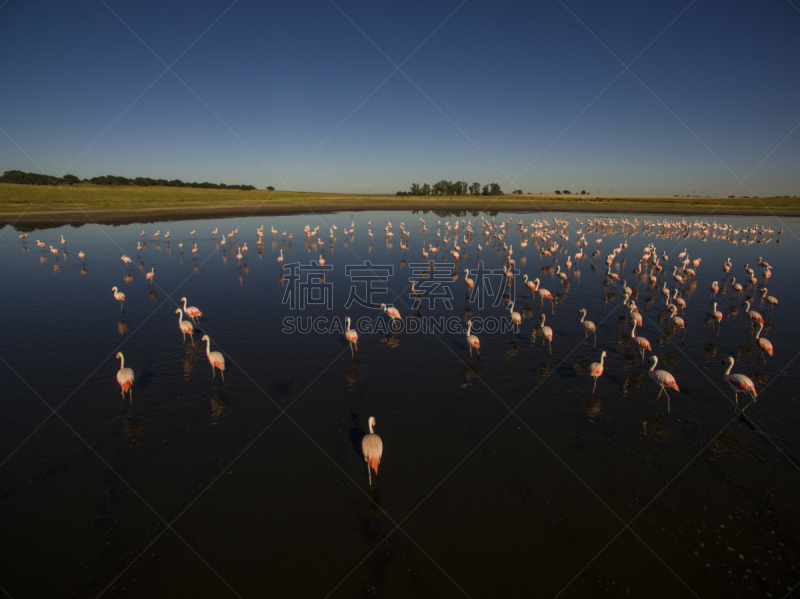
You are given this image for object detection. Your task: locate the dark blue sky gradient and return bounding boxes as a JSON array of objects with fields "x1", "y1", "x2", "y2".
[{"x1": 1, "y1": 0, "x2": 798, "y2": 195}]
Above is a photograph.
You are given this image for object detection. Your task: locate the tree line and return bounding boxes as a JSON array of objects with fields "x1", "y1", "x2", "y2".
[
  {"x1": 396, "y1": 181, "x2": 504, "y2": 196},
  {"x1": 0, "y1": 170, "x2": 258, "y2": 190}
]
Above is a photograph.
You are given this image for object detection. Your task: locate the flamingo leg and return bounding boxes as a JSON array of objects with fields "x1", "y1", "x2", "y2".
[
  {"x1": 221, "y1": 370, "x2": 225, "y2": 382},
  {"x1": 366, "y1": 463, "x2": 372, "y2": 486}
]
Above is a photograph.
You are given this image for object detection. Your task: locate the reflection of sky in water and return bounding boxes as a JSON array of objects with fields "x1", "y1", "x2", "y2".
[{"x1": 1, "y1": 210, "x2": 799, "y2": 597}]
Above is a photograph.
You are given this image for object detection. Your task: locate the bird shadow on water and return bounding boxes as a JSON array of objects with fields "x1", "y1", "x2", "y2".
[
  {"x1": 348, "y1": 413, "x2": 365, "y2": 459},
  {"x1": 135, "y1": 360, "x2": 156, "y2": 393}
]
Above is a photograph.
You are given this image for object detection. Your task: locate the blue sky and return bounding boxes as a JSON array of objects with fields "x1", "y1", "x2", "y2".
[{"x1": 1, "y1": 0, "x2": 798, "y2": 195}]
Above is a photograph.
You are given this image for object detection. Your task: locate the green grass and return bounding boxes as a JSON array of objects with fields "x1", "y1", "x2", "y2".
[{"x1": 0, "y1": 183, "x2": 798, "y2": 216}]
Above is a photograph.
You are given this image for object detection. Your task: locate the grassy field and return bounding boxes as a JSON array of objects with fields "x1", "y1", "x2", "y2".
[{"x1": 0, "y1": 183, "x2": 798, "y2": 223}]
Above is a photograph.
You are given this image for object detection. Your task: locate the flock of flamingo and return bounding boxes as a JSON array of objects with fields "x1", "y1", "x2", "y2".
[{"x1": 19, "y1": 214, "x2": 782, "y2": 484}]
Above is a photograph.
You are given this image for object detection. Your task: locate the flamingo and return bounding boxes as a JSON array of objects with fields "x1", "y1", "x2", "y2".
[
  {"x1": 509, "y1": 301, "x2": 522, "y2": 327},
  {"x1": 630, "y1": 322, "x2": 651, "y2": 362},
  {"x1": 319, "y1": 254, "x2": 326, "y2": 266},
  {"x1": 538, "y1": 313, "x2": 553, "y2": 354},
  {"x1": 671, "y1": 288, "x2": 687, "y2": 314},
  {"x1": 668, "y1": 304, "x2": 685, "y2": 331},
  {"x1": 176, "y1": 308, "x2": 194, "y2": 343},
  {"x1": 78, "y1": 251, "x2": 85, "y2": 261},
  {"x1": 111, "y1": 286, "x2": 126, "y2": 310},
  {"x1": 742, "y1": 301, "x2": 763, "y2": 330},
  {"x1": 579, "y1": 308, "x2": 597, "y2": 347},
  {"x1": 589, "y1": 351, "x2": 606, "y2": 390},
  {"x1": 731, "y1": 277, "x2": 743, "y2": 300},
  {"x1": 464, "y1": 269, "x2": 474, "y2": 292},
  {"x1": 523, "y1": 274, "x2": 536, "y2": 297},
  {"x1": 723, "y1": 357, "x2": 757, "y2": 407},
  {"x1": 116, "y1": 352, "x2": 134, "y2": 401},
  {"x1": 556, "y1": 265, "x2": 568, "y2": 284},
  {"x1": 345, "y1": 316, "x2": 358, "y2": 357},
  {"x1": 711, "y1": 302, "x2": 723, "y2": 333},
  {"x1": 533, "y1": 278, "x2": 554, "y2": 313},
  {"x1": 466, "y1": 319, "x2": 480, "y2": 356},
  {"x1": 278, "y1": 249, "x2": 284, "y2": 263},
  {"x1": 754, "y1": 322, "x2": 773, "y2": 362},
  {"x1": 181, "y1": 297, "x2": 203, "y2": 324},
  {"x1": 381, "y1": 303, "x2": 401, "y2": 324},
  {"x1": 361, "y1": 416, "x2": 383, "y2": 486},
  {"x1": 146, "y1": 268, "x2": 155, "y2": 285},
  {"x1": 648, "y1": 356, "x2": 679, "y2": 412},
  {"x1": 202, "y1": 335, "x2": 225, "y2": 381},
  {"x1": 710, "y1": 280, "x2": 719, "y2": 299},
  {"x1": 672, "y1": 266, "x2": 684, "y2": 284},
  {"x1": 759, "y1": 288, "x2": 778, "y2": 314}
]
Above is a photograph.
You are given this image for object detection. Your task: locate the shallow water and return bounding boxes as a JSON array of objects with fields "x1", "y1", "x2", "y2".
[{"x1": 1, "y1": 210, "x2": 799, "y2": 598}]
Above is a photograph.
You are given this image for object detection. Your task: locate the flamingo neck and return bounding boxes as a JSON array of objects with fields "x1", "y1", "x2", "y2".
[
  {"x1": 119, "y1": 355, "x2": 125, "y2": 369},
  {"x1": 368, "y1": 419, "x2": 374, "y2": 434},
  {"x1": 467, "y1": 321, "x2": 472, "y2": 336},
  {"x1": 725, "y1": 361, "x2": 734, "y2": 376},
  {"x1": 649, "y1": 358, "x2": 657, "y2": 372},
  {"x1": 631, "y1": 322, "x2": 637, "y2": 337}
]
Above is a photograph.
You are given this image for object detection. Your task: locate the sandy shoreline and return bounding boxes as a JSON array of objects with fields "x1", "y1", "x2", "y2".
[{"x1": 1, "y1": 198, "x2": 799, "y2": 227}]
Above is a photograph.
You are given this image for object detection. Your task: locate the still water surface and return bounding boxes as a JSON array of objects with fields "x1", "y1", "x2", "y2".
[{"x1": 1, "y1": 210, "x2": 799, "y2": 598}]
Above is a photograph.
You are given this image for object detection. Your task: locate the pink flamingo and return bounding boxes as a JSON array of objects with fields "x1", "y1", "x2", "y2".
[
  {"x1": 710, "y1": 280, "x2": 719, "y2": 299},
  {"x1": 345, "y1": 316, "x2": 358, "y2": 356},
  {"x1": 464, "y1": 269, "x2": 474, "y2": 292},
  {"x1": 112, "y1": 286, "x2": 126, "y2": 311},
  {"x1": 466, "y1": 319, "x2": 480, "y2": 356},
  {"x1": 648, "y1": 355, "x2": 679, "y2": 412},
  {"x1": 754, "y1": 322, "x2": 773, "y2": 362},
  {"x1": 381, "y1": 303, "x2": 401, "y2": 324},
  {"x1": 723, "y1": 357, "x2": 757, "y2": 406},
  {"x1": 181, "y1": 297, "x2": 203, "y2": 324},
  {"x1": 277, "y1": 249, "x2": 284, "y2": 263},
  {"x1": 116, "y1": 352, "x2": 134, "y2": 401},
  {"x1": 523, "y1": 274, "x2": 536, "y2": 297},
  {"x1": 538, "y1": 313, "x2": 553, "y2": 354},
  {"x1": 711, "y1": 302, "x2": 723, "y2": 333},
  {"x1": 579, "y1": 308, "x2": 597, "y2": 347},
  {"x1": 731, "y1": 277, "x2": 743, "y2": 300},
  {"x1": 589, "y1": 351, "x2": 606, "y2": 390},
  {"x1": 668, "y1": 304, "x2": 685, "y2": 332},
  {"x1": 361, "y1": 416, "x2": 383, "y2": 486},
  {"x1": 176, "y1": 308, "x2": 194, "y2": 343},
  {"x1": 631, "y1": 322, "x2": 651, "y2": 362},
  {"x1": 146, "y1": 268, "x2": 154, "y2": 285},
  {"x1": 742, "y1": 301, "x2": 763, "y2": 330},
  {"x1": 533, "y1": 278, "x2": 554, "y2": 313},
  {"x1": 202, "y1": 335, "x2": 225, "y2": 381},
  {"x1": 509, "y1": 301, "x2": 522, "y2": 327}
]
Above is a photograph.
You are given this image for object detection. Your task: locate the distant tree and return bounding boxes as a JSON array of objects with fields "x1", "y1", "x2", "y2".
[
  {"x1": 267, "y1": 186, "x2": 275, "y2": 191},
  {"x1": 482, "y1": 184, "x2": 489, "y2": 196},
  {"x1": 459, "y1": 181, "x2": 468, "y2": 195},
  {"x1": 470, "y1": 182, "x2": 481, "y2": 195},
  {"x1": 554, "y1": 190, "x2": 561, "y2": 195},
  {"x1": 562, "y1": 190, "x2": 571, "y2": 195},
  {"x1": 410, "y1": 183, "x2": 420, "y2": 195},
  {"x1": 489, "y1": 183, "x2": 502, "y2": 195},
  {"x1": 421, "y1": 183, "x2": 431, "y2": 195},
  {"x1": 61, "y1": 174, "x2": 80, "y2": 185},
  {"x1": 580, "y1": 190, "x2": 586, "y2": 195}
]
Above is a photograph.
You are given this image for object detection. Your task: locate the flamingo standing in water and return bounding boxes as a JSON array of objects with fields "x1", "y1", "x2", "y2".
[
  {"x1": 112, "y1": 286, "x2": 126, "y2": 311},
  {"x1": 589, "y1": 351, "x2": 606, "y2": 390},
  {"x1": 731, "y1": 277, "x2": 743, "y2": 300},
  {"x1": 345, "y1": 316, "x2": 358, "y2": 357},
  {"x1": 277, "y1": 249, "x2": 284, "y2": 263},
  {"x1": 176, "y1": 308, "x2": 194, "y2": 343},
  {"x1": 202, "y1": 335, "x2": 225, "y2": 381},
  {"x1": 648, "y1": 356, "x2": 679, "y2": 412},
  {"x1": 538, "y1": 313, "x2": 553, "y2": 354},
  {"x1": 578, "y1": 308, "x2": 597, "y2": 347},
  {"x1": 742, "y1": 301, "x2": 763, "y2": 331},
  {"x1": 146, "y1": 268, "x2": 155, "y2": 285},
  {"x1": 711, "y1": 302, "x2": 723, "y2": 333},
  {"x1": 361, "y1": 416, "x2": 383, "y2": 486},
  {"x1": 533, "y1": 278, "x2": 554, "y2": 313},
  {"x1": 464, "y1": 269, "x2": 474, "y2": 294},
  {"x1": 466, "y1": 319, "x2": 480, "y2": 356},
  {"x1": 508, "y1": 301, "x2": 522, "y2": 327},
  {"x1": 723, "y1": 357, "x2": 757, "y2": 406},
  {"x1": 630, "y1": 322, "x2": 651, "y2": 362},
  {"x1": 181, "y1": 297, "x2": 203, "y2": 324},
  {"x1": 116, "y1": 352, "x2": 134, "y2": 401},
  {"x1": 381, "y1": 303, "x2": 401, "y2": 324},
  {"x1": 754, "y1": 322, "x2": 773, "y2": 362}
]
